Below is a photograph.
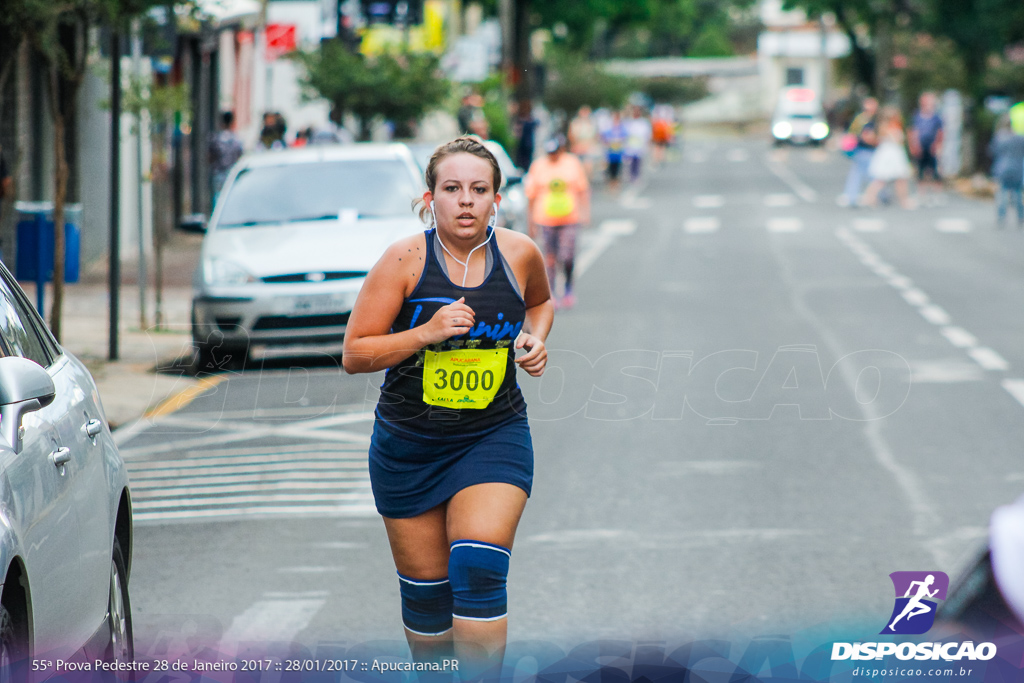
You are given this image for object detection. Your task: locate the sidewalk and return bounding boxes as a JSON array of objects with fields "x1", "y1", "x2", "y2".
[{"x1": 25, "y1": 231, "x2": 205, "y2": 430}]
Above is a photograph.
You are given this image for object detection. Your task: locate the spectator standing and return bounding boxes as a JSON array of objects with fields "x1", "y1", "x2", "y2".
[
  {"x1": 841, "y1": 97, "x2": 879, "y2": 207},
  {"x1": 989, "y1": 115, "x2": 1024, "y2": 228},
  {"x1": 525, "y1": 135, "x2": 590, "y2": 309},
  {"x1": 623, "y1": 105, "x2": 652, "y2": 183},
  {"x1": 512, "y1": 100, "x2": 538, "y2": 171},
  {"x1": 861, "y1": 107, "x2": 914, "y2": 209},
  {"x1": 909, "y1": 91, "x2": 945, "y2": 202},
  {"x1": 209, "y1": 111, "x2": 244, "y2": 203}
]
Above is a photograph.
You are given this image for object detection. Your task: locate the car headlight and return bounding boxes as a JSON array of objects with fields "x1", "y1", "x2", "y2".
[
  {"x1": 773, "y1": 121, "x2": 793, "y2": 139},
  {"x1": 204, "y1": 258, "x2": 256, "y2": 286},
  {"x1": 810, "y1": 122, "x2": 830, "y2": 140}
]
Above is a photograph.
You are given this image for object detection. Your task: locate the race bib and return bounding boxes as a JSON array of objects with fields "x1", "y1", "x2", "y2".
[
  {"x1": 544, "y1": 179, "x2": 575, "y2": 219},
  {"x1": 423, "y1": 349, "x2": 507, "y2": 409}
]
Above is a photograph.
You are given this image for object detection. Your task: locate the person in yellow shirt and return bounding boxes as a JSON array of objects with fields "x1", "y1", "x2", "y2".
[{"x1": 525, "y1": 135, "x2": 590, "y2": 309}]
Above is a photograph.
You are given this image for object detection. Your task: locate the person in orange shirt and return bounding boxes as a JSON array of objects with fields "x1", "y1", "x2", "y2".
[{"x1": 525, "y1": 135, "x2": 590, "y2": 309}]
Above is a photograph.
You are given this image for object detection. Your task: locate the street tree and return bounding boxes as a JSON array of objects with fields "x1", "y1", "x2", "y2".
[
  {"x1": 294, "y1": 42, "x2": 450, "y2": 141},
  {"x1": 5, "y1": 0, "x2": 177, "y2": 341}
]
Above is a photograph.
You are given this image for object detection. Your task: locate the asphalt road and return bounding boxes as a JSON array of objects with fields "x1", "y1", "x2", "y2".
[{"x1": 119, "y1": 135, "x2": 1024, "y2": 665}]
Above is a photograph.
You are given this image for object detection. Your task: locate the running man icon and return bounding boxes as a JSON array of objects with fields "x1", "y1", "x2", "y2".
[{"x1": 882, "y1": 571, "x2": 949, "y2": 635}]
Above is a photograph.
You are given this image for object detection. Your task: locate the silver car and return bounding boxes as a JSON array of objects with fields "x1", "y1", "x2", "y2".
[
  {"x1": 0, "y1": 261, "x2": 133, "y2": 669},
  {"x1": 184, "y1": 144, "x2": 426, "y2": 368}
]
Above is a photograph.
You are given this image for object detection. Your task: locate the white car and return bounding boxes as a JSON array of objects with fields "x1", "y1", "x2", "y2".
[
  {"x1": 771, "y1": 87, "x2": 830, "y2": 146},
  {"x1": 183, "y1": 144, "x2": 426, "y2": 368},
  {"x1": 0, "y1": 261, "x2": 133, "y2": 670}
]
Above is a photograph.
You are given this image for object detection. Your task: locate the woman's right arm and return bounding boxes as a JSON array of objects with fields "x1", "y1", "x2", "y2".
[{"x1": 342, "y1": 241, "x2": 476, "y2": 374}]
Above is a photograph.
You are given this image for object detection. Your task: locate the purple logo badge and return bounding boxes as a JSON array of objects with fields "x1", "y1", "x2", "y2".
[{"x1": 881, "y1": 571, "x2": 949, "y2": 635}]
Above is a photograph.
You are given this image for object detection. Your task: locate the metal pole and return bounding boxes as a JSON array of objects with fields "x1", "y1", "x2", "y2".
[
  {"x1": 109, "y1": 24, "x2": 121, "y2": 361},
  {"x1": 133, "y1": 19, "x2": 148, "y2": 329}
]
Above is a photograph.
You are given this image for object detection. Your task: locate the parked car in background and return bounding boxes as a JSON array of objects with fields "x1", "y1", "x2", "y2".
[
  {"x1": 183, "y1": 143, "x2": 425, "y2": 368},
  {"x1": 0, "y1": 261, "x2": 133, "y2": 670},
  {"x1": 408, "y1": 140, "x2": 529, "y2": 234},
  {"x1": 771, "y1": 87, "x2": 830, "y2": 146}
]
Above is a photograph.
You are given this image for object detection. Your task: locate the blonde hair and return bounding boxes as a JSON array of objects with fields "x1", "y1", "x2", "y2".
[{"x1": 414, "y1": 136, "x2": 503, "y2": 224}]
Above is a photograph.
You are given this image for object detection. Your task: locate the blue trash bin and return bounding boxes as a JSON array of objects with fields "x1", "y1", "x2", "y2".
[{"x1": 14, "y1": 201, "x2": 82, "y2": 313}]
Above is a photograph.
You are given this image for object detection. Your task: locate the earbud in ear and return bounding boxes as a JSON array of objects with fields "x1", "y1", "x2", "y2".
[{"x1": 488, "y1": 205, "x2": 498, "y2": 228}]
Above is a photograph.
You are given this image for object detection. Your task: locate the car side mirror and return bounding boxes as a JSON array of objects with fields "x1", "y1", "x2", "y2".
[
  {"x1": 179, "y1": 214, "x2": 208, "y2": 234},
  {"x1": 0, "y1": 357, "x2": 56, "y2": 455}
]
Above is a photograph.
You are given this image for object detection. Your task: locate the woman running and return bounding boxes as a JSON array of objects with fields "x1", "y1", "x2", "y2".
[{"x1": 342, "y1": 137, "x2": 554, "y2": 674}]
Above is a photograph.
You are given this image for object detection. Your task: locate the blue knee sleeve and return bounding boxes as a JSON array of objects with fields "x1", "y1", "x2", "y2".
[
  {"x1": 448, "y1": 540, "x2": 511, "y2": 622},
  {"x1": 398, "y1": 573, "x2": 453, "y2": 636}
]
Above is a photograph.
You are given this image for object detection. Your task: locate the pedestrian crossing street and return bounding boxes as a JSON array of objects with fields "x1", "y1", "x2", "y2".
[{"x1": 121, "y1": 407, "x2": 377, "y2": 524}]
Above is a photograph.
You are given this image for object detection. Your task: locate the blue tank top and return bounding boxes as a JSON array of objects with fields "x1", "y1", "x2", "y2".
[{"x1": 375, "y1": 228, "x2": 528, "y2": 439}]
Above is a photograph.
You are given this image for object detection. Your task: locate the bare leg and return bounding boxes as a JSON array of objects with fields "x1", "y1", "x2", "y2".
[
  {"x1": 895, "y1": 179, "x2": 912, "y2": 208},
  {"x1": 861, "y1": 180, "x2": 884, "y2": 207},
  {"x1": 446, "y1": 483, "x2": 528, "y2": 677},
  {"x1": 383, "y1": 504, "x2": 454, "y2": 662}
]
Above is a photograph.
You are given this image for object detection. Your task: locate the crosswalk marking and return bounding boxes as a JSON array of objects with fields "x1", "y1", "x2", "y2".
[
  {"x1": 121, "y1": 405, "x2": 378, "y2": 523},
  {"x1": 766, "y1": 217, "x2": 803, "y2": 233},
  {"x1": 1002, "y1": 379, "x2": 1024, "y2": 408},
  {"x1": 936, "y1": 218, "x2": 972, "y2": 233},
  {"x1": 853, "y1": 218, "x2": 886, "y2": 232},
  {"x1": 221, "y1": 596, "x2": 326, "y2": 646},
  {"x1": 683, "y1": 217, "x2": 721, "y2": 233},
  {"x1": 969, "y1": 347, "x2": 1010, "y2": 371},
  {"x1": 764, "y1": 193, "x2": 797, "y2": 207},
  {"x1": 693, "y1": 195, "x2": 724, "y2": 208},
  {"x1": 727, "y1": 149, "x2": 750, "y2": 162}
]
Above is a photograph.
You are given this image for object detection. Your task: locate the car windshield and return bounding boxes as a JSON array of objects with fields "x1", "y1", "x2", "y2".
[{"x1": 217, "y1": 159, "x2": 419, "y2": 227}]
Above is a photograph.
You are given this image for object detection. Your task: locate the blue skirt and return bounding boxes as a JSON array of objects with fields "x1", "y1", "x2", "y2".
[{"x1": 368, "y1": 417, "x2": 534, "y2": 518}]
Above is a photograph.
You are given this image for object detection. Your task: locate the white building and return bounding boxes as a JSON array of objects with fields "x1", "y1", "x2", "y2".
[{"x1": 757, "y1": 0, "x2": 851, "y2": 114}]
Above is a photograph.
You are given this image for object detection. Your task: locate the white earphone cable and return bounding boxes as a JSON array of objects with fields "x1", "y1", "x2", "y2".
[{"x1": 431, "y1": 202, "x2": 497, "y2": 287}]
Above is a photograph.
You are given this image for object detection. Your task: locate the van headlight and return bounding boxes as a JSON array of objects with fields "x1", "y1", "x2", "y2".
[
  {"x1": 773, "y1": 121, "x2": 793, "y2": 139},
  {"x1": 810, "y1": 122, "x2": 830, "y2": 140},
  {"x1": 204, "y1": 258, "x2": 256, "y2": 286}
]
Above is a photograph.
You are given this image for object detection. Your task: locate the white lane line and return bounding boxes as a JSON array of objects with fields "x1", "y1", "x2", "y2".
[
  {"x1": 766, "y1": 162, "x2": 818, "y2": 202},
  {"x1": 601, "y1": 219, "x2": 638, "y2": 235},
  {"x1": 941, "y1": 327, "x2": 979, "y2": 348},
  {"x1": 853, "y1": 218, "x2": 886, "y2": 232},
  {"x1": 911, "y1": 360, "x2": 984, "y2": 383},
  {"x1": 693, "y1": 195, "x2": 725, "y2": 208},
  {"x1": 1002, "y1": 379, "x2": 1024, "y2": 407},
  {"x1": 936, "y1": 218, "x2": 972, "y2": 233},
  {"x1": 901, "y1": 288, "x2": 930, "y2": 306},
  {"x1": 133, "y1": 492, "x2": 375, "y2": 510},
  {"x1": 764, "y1": 193, "x2": 798, "y2": 207},
  {"x1": 872, "y1": 263, "x2": 896, "y2": 277},
  {"x1": 887, "y1": 275, "x2": 914, "y2": 290},
  {"x1": 620, "y1": 194, "x2": 652, "y2": 209},
  {"x1": 133, "y1": 481, "x2": 373, "y2": 498},
  {"x1": 221, "y1": 598, "x2": 326, "y2": 644},
  {"x1": 919, "y1": 305, "x2": 952, "y2": 325},
  {"x1": 969, "y1": 347, "x2": 1010, "y2": 371},
  {"x1": 683, "y1": 217, "x2": 721, "y2": 234},
  {"x1": 766, "y1": 217, "x2": 803, "y2": 233},
  {"x1": 727, "y1": 149, "x2": 750, "y2": 162},
  {"x1": 689, "y1": 153, "x2": 708, "y2": 163},
  {"x1": 576, "y1": 219, "x2": 636, "y2": 277}
]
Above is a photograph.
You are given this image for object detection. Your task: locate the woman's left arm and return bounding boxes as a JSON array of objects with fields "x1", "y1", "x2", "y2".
[{"x1": 513, "y1": 234, "x2": 554, "y2": 377}]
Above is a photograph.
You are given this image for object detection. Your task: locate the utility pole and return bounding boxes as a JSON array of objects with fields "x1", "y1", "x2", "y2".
[{"x1": 109, "y1": 23, "x2": 122, "y2": 361}]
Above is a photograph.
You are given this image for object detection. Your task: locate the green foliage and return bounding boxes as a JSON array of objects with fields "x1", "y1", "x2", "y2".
[
  {"x1": 542, "y1": 53, "x2": 634, "y2": 115},
  {"x1": 294, "y1": 41, "x2": 450, "y2": 140},
  {"x1": 892, "y1": 33, "x2": 967, "y2": 115},
  {"x1": 474, "y1": 74, "x2": 516, "y2": 153},
  {"x1": 537, "y1": 0, "x2": 755, "y2": 58},
  {"x1": 636, "y1": 76, "x2": 708, "y2": 104}
]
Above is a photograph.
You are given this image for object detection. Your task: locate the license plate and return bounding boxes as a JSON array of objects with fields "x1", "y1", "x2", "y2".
[{"x1": 292, "y1": 294, "x2": 352, "y2": 315}]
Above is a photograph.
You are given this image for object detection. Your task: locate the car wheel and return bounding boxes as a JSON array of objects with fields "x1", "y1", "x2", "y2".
[{"x1": 104, "y1": 538, "x2": 133, "y2": 666}]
